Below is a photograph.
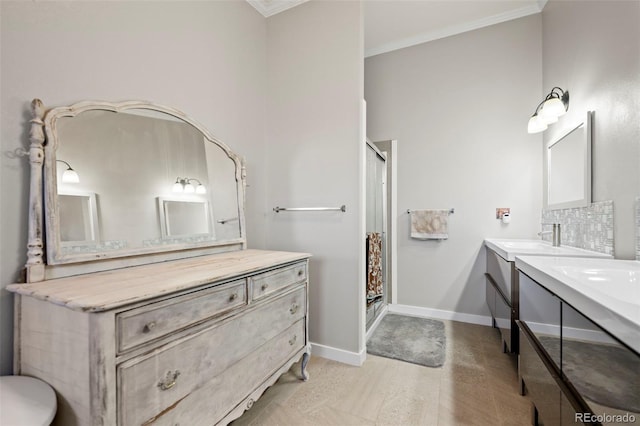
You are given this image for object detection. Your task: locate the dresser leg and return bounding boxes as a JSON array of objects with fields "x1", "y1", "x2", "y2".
[{"x1": 301, "y1": 351, "x2": 310, "y2": 381}]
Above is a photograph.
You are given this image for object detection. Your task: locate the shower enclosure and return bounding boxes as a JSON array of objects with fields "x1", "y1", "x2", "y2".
[{"x1": 365, "y1": 140, "x2": 387, "y2": 330}]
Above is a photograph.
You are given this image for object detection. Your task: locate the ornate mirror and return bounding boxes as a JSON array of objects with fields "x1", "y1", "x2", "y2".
[{"x1": 26, "y1": 100, "x2": 246, "y2": 280}]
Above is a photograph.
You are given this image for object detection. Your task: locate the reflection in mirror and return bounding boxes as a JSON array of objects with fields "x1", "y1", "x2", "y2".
[
  {"x1": 45, "y1": 102, "x2": 244, "y2": 264},
  {"x1": 546, "y1": 111, "x2": 592, "y2": 210},
  {"x1": 59, "y1": 192, "x2": 99, "y2": 245},
  {"x1": 158, "y1": 197, "x2": 213, "y2": 238}
]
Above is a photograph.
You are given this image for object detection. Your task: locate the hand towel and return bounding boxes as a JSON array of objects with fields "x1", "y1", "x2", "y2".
[{"x1": 410, "y1": 210, "x2": 449, "y2": 240}]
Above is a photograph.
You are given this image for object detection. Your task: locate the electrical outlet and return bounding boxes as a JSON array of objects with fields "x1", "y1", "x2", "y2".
[{"x1": 496, "y1": 208, "x2": 510, "y2": 219}]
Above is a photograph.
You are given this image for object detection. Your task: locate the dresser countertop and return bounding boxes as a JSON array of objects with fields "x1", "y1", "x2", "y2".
[{"x1": 7, "y1": 249, "x2": 310, "y2": 312}]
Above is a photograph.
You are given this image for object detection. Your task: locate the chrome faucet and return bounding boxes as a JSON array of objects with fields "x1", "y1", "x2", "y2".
[{"x1": 538, "y1": 223, "x2": 561, "y2": 247}]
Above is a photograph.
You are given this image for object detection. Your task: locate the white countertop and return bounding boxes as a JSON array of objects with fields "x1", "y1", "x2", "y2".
[
  {"x1": 515, "y1": 256, "x2": 640, "y2": 354},
  {"x1": 484, "y1": 238, "x2": 612, "y2": 262}
]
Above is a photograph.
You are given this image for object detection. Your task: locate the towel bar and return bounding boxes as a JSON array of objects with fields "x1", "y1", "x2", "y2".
[
  {"x1": 274, "y1": 205, "x2": 346, "y2": 213},
  {"x1": 217, "y1": 217, "x2": 239, "y2": 224},
  {"x1": 407, "y1": 208, "x2": 454, "y2": 214}
]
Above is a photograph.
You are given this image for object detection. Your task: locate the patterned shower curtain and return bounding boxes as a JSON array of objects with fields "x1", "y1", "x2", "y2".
[{"x1": 366, "y1": 232, "x2": 383, "y2": 299}]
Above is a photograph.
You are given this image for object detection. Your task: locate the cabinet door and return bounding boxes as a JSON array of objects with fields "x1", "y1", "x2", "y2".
[
  {"x1": 485, "y1": 276, "x2": 496, "y2": 319},
  {"x1": 561, "y1": 302, "x2": 640, "y2": 425},
  {"x1": 519, "y1": 328, "x2": 561, "y2": 425},
  {"x1": 486, "y1": 249, "x2": 512, "y2": 302},
  {"x1": 519, "y1": 272, "x2": 561, "y2": 368},
  {"x1": 495, "y1": 287, "x2": 512, "y2": 352}
]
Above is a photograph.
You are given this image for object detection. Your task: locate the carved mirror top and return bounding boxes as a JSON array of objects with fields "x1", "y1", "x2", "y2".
[{"x1": 26, "y1": 99, "x2": 246, "y2": 282}]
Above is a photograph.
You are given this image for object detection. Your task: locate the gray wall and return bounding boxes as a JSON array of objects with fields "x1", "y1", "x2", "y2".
[
  {"x1": 0, "y1": 1, "x2": 267, "y2": 375},
  {"x1": 365, "y1": 15, "x2": 543, "y2": 317},
  {"x1": 265, "y1": 1, "x2": 365, "y2": 354},
  {"x1": 541, "y1": 0, "x2": 640, "y2": 260}
]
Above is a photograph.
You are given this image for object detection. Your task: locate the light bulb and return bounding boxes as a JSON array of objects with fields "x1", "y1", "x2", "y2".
[
  {"x1": 62, "y1": 168, "x2": 80, "y2": 183},
  {"x1": 195, "y1": 184, "x2": 207, "y2": 194},
  {"x1": 184, "y1": 183, "x2": 195, "y2": 194},
  {"x1": 540, "y1": 113, "x2": 558, "y2": 125},
  {"x1": 172, "y1": 182, "x2": 183, "y2": 192},
  {"x1": 540, "y1": 97, "x2": 566, "y2": 118},
  {"x1": 527, "y1": 114, "x2": 548, "y2": 134}
]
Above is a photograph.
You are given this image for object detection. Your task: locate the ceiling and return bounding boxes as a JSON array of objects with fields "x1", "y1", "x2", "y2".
[{"x1": 248, "y1": 0, "x2": 546, "y2": 58}]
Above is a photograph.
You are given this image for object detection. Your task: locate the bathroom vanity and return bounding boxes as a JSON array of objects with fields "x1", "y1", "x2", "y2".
[
  {"x1": 516, "y1": 256, "x2": 640, "y2": 425},
  {"x1": 484, "y1": 238, "x2": 610, "y2": 354},
  {"x1": 7, "y1": 99, "x2": 311, "y2": 425}
]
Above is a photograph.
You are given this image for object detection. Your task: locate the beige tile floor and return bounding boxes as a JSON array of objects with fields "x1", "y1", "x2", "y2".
[{"x1": 232, "y1": 319, "x2": 532, "y2": 426}]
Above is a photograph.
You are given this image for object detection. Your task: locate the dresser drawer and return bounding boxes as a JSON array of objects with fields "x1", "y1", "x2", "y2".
[
  {"x1": 135, "y1": 319, "x2": 306, "y2": 426},
  {"x1": 250, "y1": 261, "x2": 307, "y2": 301},
  {"x1": 118, "y1": 285, "x2": 306, "y2": 426},
  {"x1": 116, "y1": 279, "x2": 247, "y2": 353}
]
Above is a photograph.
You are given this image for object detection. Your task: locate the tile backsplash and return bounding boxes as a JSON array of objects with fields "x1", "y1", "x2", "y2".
[
  {"x1": 541, "y1": 200, "x2": 614, "y2": 256},
  {"x1": 636, "y1": 197, "x2": 640, "y2": 260}
]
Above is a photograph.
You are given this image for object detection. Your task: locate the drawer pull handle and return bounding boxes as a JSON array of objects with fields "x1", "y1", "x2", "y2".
[
  {"x1": 229, "y1": 293, "x2": 238, "y2": 302},
  {"x1": 289, "y1": 335, "x2": 297, "y2": 346},
  {"x1": 290, "y1": 303, "x2": 299, "y2": 315},
  {"x1": 261, "y1": 283, "x2": 269, "y2": 291},
  {"x1": 158, "y1": 370, "x2": 180, "y2": 391},
  {"x1": 143, "y1": 322, "x2": 156, "y2": 333},
  {"x1": 298, "y1": 270, "x2": 304, "y2": 277}
]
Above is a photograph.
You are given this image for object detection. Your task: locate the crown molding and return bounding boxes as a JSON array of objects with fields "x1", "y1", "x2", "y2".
[
  {"x1": 365, "y1": 3, "x2": 544, "y2": 58},
  {"x1": 247, "y1": 0, "x2": 310, "y2": 18}
]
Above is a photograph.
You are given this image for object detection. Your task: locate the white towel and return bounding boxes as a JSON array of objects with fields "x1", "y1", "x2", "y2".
[{"x1": 410, "y1": 210, "x2": 449, "y2": 240}]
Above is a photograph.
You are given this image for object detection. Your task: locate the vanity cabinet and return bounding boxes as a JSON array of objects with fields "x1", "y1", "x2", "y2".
[
  {"x1": 485, "y1": 247, "x2": 519, "y2": 353},
  {"x1": 517, "y1": 271, "x2": 640, "y2": 426},
  {"x1": 9, "y1": 250, "x2": 311, "y2": 426}
]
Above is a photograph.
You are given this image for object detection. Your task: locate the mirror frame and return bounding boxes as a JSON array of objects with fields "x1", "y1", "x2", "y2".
[
  {"x1": 546, "y1": 111, "x2": 592, "y2": 210},
  {"x1": 25, "y1": 99, "x2": 246, "y2": 282}
]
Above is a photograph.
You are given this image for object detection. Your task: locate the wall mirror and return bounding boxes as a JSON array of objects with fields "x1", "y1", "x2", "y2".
[
  {"x1": 29, "y1": 99, "x2": 246, "y2": 272},
  {"x1": 546, "y1": 111, "x2": 592, "y2": 210}
]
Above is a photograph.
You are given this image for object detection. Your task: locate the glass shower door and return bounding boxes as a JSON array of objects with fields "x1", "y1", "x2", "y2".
[{"x1": 366, "y1": 142, "x2": 387, "y2": 330}]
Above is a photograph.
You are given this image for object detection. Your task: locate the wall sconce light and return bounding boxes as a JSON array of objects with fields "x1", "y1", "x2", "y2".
[
  {"x1": 56, "y1": 159, "x2": 80, "y2": 183},
  {"x1": 172, "y1": 177, "x2": 206, "y2": 194},
  {"x1": 527, "y1": 87, "x2": 570, "y2": 134}
]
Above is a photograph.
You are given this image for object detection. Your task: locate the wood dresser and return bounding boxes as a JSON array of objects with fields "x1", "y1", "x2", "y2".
[{"x1": 8, "y1": 249, "x2": 311, "y2": 426}]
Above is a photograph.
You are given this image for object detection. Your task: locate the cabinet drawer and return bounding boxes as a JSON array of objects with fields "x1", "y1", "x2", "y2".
[
  {"x1": 116, "y1": 279, "x2": 247, "y2": 353},
  {"x1": 250, "y1": 261, "x2": 307, "y2": 300},
  {"x1": 137, "y1": 319, "x2": 306, "y2": 426},
  {"x1": 486, "y1": 249, "x2": 513, "y2": 302},
  {"x1": 118, "y1": 285, "x2": 306, "y2": 426}
]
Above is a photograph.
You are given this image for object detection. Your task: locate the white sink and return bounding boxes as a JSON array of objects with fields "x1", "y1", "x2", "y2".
[
  {"x1": 500, "y1": 241, "x2": 550, "y2": 250},
  {"x1": 516, "y1": 256, "x2": 640, "y2": 354},
  {"x1": 484, "y1": 238, "x2": 612, "y2": 262}
]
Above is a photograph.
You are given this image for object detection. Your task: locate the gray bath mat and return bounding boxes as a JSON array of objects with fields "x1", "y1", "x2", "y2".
[
  {"x1": 367, "y1": 314, "x2": 446, "y2": 367},
  {"x1": 540, "y1": 336, "x2": 640, "y2": 413}
]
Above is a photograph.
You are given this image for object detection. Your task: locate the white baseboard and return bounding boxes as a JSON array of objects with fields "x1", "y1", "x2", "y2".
[
  {"x1": 388, "y1": 303, "x2": 493, "y2": 327},
  {"x1": 310, "y1": 342, "x2": 366, "y2": 367}
]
